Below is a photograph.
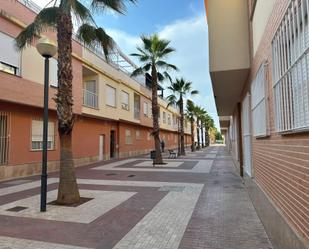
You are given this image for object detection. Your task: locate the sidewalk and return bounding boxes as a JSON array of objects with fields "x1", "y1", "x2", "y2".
[{"x1": 0, "y1": 145, "x2": 273, "y2": 249}]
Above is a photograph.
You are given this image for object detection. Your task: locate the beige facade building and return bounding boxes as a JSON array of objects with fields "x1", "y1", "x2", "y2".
[{"x1": 206, "y1": 0, "x2": 309, "y2": 249}]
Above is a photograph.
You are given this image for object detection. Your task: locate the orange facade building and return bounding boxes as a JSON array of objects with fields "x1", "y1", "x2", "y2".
[{"x1": 0, "y1": 1, "x2": 192, "y2": 180}]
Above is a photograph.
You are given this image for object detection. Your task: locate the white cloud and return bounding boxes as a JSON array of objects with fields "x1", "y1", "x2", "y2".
[{"x1": 107, "y1": 15, "x2": 219, "y2": 129}]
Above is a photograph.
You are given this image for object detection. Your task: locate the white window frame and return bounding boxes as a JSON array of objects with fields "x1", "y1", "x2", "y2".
[
  {"x1": 125, "y1": 129, "x2": 132, "y2": 144},
  {"x1": 106, "y1": 85, "x2": 117, "y2": 107},
  {"x1": 272, "y1": 0, "x2": 309, "y2": 133},
  {"x1": 83, "y1": 80, "x2": 98, "y2": 108},
  {"x1": 0, "y1": 31, "x2": 21, "y2": 76},
  {"x1": 135, "y1": 130, "x2": 141, "y2": 139},
  {"x1": 163, "y1": 111, "x2": 166, "y2": 124},
  {"x1": 31, "y1": 119, "x2": 55, "y2": 151},
  {"x1": 49, "y1": 58, "x2": 58, "y2": 87},
  {"x1": 143, "y1": 102, "x2": 149, "y2": 117},
  {"x1": 251, "y1": 63, "x2": 269, "y2": 137},
  {"x1": 121, "y1": 90, "x2": 129, "y2": 111}
]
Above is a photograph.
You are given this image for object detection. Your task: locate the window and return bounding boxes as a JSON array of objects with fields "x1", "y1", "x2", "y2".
[
  {"x1": 49, "y1": 58, "x2": 58, "y2": 87},
  {"x1": 147, "y1": 131, "x2": 151, "y2": 140},
  {"x1": 167, "y1": 114, "x2": 171, "y2": 125},
  {"x1": 134, "y1": 93, "x2": 140, "y2": 120},
  {"x1": 106, "y1": 85, "x2": 116, "y2": 107},
  {"x1": 163, "y1": 112, "x2": 166, "y2": 124},
  {"x1": 144, "y1": 102, "x2": 149, "y2": 117},
  {"x1": 0, "y1": 32, "x2": 20, "y2": 75},
  {"x1": 272, "y1": 0, "x2": 309, "y2": 132},
  {"x1": 121, "y1": 91, "x2": 129, "y2": 110},
  {"x1": 251, "y1": 63, "x2": 268, "y2": 136},
  {"x1": 31, "y1": 119, "x2": 55, "y2": 150},
  {"x1": 83, "y1": 80, "x2": 98, "y2": 108},
  {"x1": 125, "y1": 129, "x2": 132, "y2": 144},
  {"x1": 135, "y1": 130, "x2": 141, "y2": 139}
]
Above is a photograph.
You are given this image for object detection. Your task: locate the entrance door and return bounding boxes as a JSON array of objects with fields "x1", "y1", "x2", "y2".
[
  {"x1": 110, "y1": 130, "x2": 115, "y2": 158},
  {"x1": 242, "y1": 93, "x2": 252, "y2": 176},
  {"x1": 0, "y1": 112, "x2": 10, "y2": 165},
  {"x1": 99, "y1": 135, "x2": 104, "y2": 161}
]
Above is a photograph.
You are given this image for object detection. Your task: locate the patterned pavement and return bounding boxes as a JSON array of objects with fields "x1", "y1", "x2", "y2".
[{"x1": 0, "y1": 146, "x2": 273, "y2": 249}]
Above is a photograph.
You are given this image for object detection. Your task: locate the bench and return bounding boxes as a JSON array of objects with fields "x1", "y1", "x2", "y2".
[{"x1": 168, "y1": 149, "x2": 177, "y2": 159}]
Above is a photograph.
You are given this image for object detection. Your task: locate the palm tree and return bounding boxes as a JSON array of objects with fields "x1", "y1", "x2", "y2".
[
  {"x1": 186, "y1": 100, "x2": 196, "y2": 152},
  {"x1": 16, "y1": 0, "x2": 136, "y2": 205},
  {"x1": 195, "y1": 106, "x2": 206, "y2": 150},
  {"x1": 166, "y1": 78, "x2": 198, "y2": 156},
  {"x1": 203, "y1": 114, "x2": 214, "y2": 147},
  {"x1": 131, "y1": 34, "x2": 177, "y2": 164}
]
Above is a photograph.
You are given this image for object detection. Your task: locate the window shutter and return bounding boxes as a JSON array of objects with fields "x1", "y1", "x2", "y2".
[
  {"x1": 49, "y1": 58, "x2": 58, "y2": 87},
  {"x1": 0, "y1": 32, "x2": 20, "y2": 70},
  {"x1": 106, "y1": 85, "x2": 116, "y2": 107}
]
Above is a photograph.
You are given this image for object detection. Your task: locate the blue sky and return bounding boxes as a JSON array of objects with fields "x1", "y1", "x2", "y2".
[{"x1": 34, "y1": 0, "x2": 219, "y2": 129}]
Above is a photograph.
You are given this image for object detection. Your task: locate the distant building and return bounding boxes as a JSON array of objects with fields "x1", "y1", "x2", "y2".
[{"x1": 206, "y1": 0, "x2": 309, "y2": 248}]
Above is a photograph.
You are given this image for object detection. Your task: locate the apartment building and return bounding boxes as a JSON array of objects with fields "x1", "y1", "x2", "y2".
[
  {"x1": 0, "y1": 0, "x2": 193, "y2": 180},
  {"x1": 206, "y1": 0, "x2": 308, "y2": 249}
]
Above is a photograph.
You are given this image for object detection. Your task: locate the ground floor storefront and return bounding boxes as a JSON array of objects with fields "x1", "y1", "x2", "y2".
[{"x1": 0, "y1": 102, "x2": 191, "y2": 180}]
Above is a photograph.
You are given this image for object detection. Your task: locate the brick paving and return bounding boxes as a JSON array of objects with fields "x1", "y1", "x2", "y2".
[{"x1": 0, "y1": 145, "x2": 273, "y2": 249}]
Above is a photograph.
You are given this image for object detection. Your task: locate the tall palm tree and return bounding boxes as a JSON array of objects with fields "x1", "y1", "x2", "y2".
[
  {"x1": 166, "y1": 78, "x2": 198, "y2": 156},
  {"x1": 186, "y1": 100, "x2": 196, "y2": 152},
  {"x1": 16, "y1": 0, "x2": 136, "y2": 205},
  {"x1": 131, "y1": 34, "x2": 177, "y2": 164},
  {"x1": 203, "y1": 114, "x2": 214, "y2": 147},
  {"x1": 195, "y1": 106, "x2": 206, "y2": 150}
]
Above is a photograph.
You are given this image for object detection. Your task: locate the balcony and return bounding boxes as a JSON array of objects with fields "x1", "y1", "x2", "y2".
[
  {"x1": 206, "y1": 0, "x2": 250, "y2": 116},
  {"x1": 83, "y1": 89, "x2": 98, "y2": 109}
]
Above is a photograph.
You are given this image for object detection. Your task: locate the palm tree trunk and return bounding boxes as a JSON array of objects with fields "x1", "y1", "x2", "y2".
[
  {"x1": 151, "y1": 64, "x2": 163, "y2": 164},
  {"x1": 56, "y1": 8, "x2": 80, "y2": 204},
  {"x1": 179, "y1": 96, "x2": 185, "y2": 155},
  {"x1": 205, "y1": 126, "x2": 209, "y2": 146},
  {"x1": 196, "y1": 118, "x2": 200, "y2": 150},
  {"x1": 201, "y1": 123, "x2": 204, "y2": 148},
  {"x1": 190, "y1": 118, "x2": 195, "y2": 152}
]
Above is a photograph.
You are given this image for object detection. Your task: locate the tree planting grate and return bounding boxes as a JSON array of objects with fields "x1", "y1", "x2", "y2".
[
  {"x1": 48, "y1": 197, "x2": 93, "y2": 207},
  {"x1": 6, "y1": 206, "x2": 28, "y2": 212},
  {"x1": 127, "y1": 174, "x2": 136, "y2": 178},
  {"x1": 105, "y1": 173, "x2": 117, "y2": 176}
]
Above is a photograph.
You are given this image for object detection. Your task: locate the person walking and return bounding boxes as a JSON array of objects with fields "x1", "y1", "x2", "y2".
[{"x1": 161, "y1": 139, "x2": 165, "y2": 152}]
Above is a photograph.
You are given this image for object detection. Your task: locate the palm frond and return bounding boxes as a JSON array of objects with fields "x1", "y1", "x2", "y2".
[
  {"x1": 131, "y1": 67, "x2": 145, "y2": 77},
  {"x1": 156, "y1": 61, "x2": 178, "y2": 71},
  {"x1": 191, "y1": 90, "x2": 199, "y2": 95},
  {"x1": 15, "y1": 6, "x2": 59, "y2": 49},
  {"x1": 166, "y1": 94, "x2": 177, "y2": 108},
  {"x1": 77, "y1": 24, "x2": 115, "y2": 59},
  {"x1": 71, "y1": 0, "x2": 95, "y2": 24},
  {"x1": 90, "y1": 0, "x2": 137, "y2": 14}
]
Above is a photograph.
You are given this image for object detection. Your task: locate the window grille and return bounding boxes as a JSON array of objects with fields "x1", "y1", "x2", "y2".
[
  {"x1": 272, "y1": 0, "x2": 309, "y2": 132},
  {"x1": 0, "y1": 112, "x2": 10, "y2": 165},
  {"x1": 121, "y1": 91, "x2": 129, "y2": 110},
  {"x1": 83, "y1": 80, "x2": 98, "y2": 108},
  {"x1": 251, "y1": 63, "x2": 268, "y2": 136},
  {"x1": 31, "y1": 119, "x2": 55, "y2": 150}
]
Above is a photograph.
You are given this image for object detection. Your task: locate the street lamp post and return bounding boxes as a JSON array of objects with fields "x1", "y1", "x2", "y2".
[{"x1": 36, "y1": 37, "x2": 57, "y2": 212}]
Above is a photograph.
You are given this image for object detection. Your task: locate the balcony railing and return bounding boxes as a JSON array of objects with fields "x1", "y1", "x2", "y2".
[{"x1": 83, "y1": 89, "x2": 98, "y2": 109}]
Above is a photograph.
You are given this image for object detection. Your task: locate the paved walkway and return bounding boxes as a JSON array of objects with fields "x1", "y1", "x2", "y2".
[{"x1": 0, "y1": 146, "x2": 273, "y2": 249}]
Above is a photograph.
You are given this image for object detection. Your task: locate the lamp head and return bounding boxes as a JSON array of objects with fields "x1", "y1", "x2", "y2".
[{"x1": 36, "y1": 37, "x2": 57, "y2": 58}]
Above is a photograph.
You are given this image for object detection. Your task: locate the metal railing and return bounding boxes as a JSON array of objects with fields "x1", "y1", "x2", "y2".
[{"x1": 83, "y1": 89, "x2": 98, "y2": 108}]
